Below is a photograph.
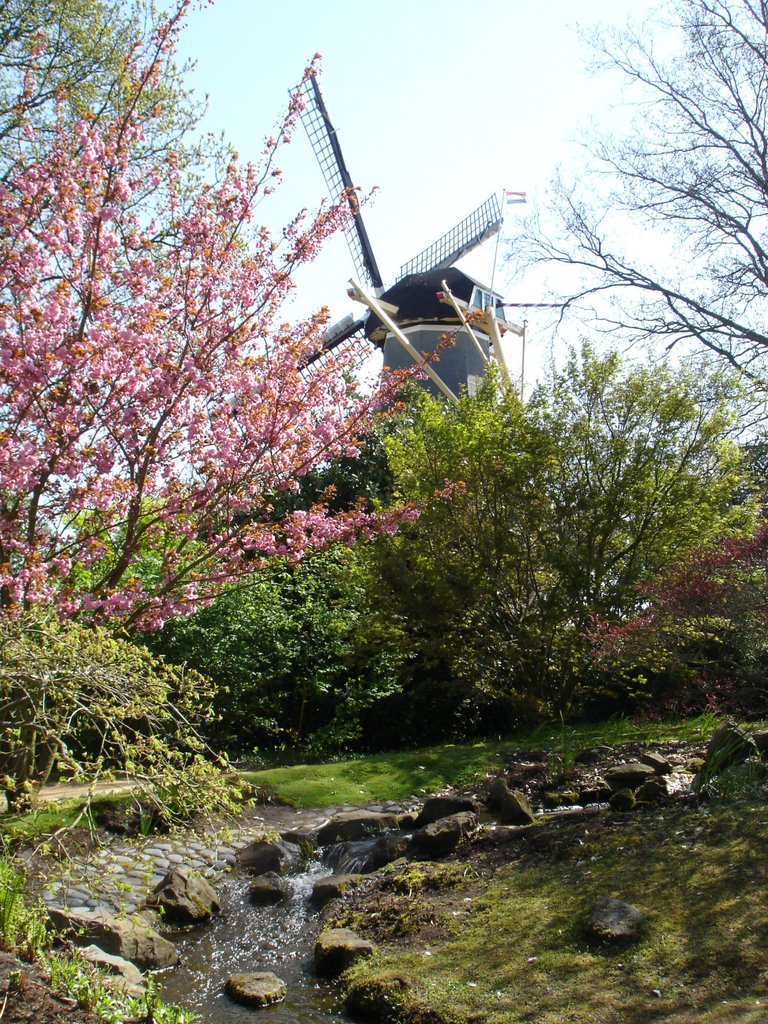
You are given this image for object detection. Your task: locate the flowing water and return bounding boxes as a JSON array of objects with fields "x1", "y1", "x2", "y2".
[{"x1": 157, "y1": 859, "x2": 348, "y2": 1024}]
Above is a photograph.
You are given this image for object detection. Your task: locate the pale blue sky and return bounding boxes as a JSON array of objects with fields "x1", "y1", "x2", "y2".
[{"x1": 176, "y1": 0, "x2": 657, "y2": 381}]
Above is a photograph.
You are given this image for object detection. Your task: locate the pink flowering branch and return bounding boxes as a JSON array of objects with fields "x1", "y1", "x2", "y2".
[{"x1": 0, "y1": 15, "x2": 413, "y2": 630}]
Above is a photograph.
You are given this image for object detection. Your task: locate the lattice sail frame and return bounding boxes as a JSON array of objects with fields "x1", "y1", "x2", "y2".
[
  {"x1": 398, "y1": 194, "x2": 503, "y2": 280},
  {"x1": 299, "y1": 73, "x2": 383, "y2": 291}
]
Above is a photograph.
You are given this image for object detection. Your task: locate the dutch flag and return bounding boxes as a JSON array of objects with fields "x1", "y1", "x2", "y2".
[{"x1": 506, "y1": 191, "x2": 527, "y2": 205}]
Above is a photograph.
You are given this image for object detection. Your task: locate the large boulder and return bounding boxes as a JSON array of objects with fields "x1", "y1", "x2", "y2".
[
  {"x1": 150, "y1": 866, "x2": 220, "y2": 924},
  {"x1": 702, "y1": 722, "x2": 758, "y2": 774},
  {"x1": 499, "y1": 788, "x2": 535, "y2": 826},
  {"x1": 638, "y1": 751, "x2": 673, "y2": 775},
  {"x1": 249, "y1": 872, "x2": 289, "y2": 905},
  {"x1": 345, "y1": 972, "x2": 414, "y2": 1019},
  {"x1": 239, "y1": 838, "x2": 301, "y2": 875},
  {"x1": 603, "y1": 762, "x2": 656, "y2": 791},
  {"x1": 414, "y1": 795, "x2": 480, "y2": 827},
  {"x1": 323, "y1": 831, "x2": 409, "y2": 875},
  {"x1": 586, "y1": 896, "x2": 644, "y2": 943},
  {"x1": 316, "y1": 811, "x2": 400, "y2": 846},
  {"x1": 225, "y1": 972, "x2": 287, "y2": 1007},
  {"x1": 314, "y1": 928, "x2": 375, "y2": 978},
  {"x1": 80, "y1": 945, "x2": 146, "y2": 999},
  {"x1": 48, "y1": 908, "x2": 178, "y2": 970},
  {"x1": 310, "y1": 874, "x2": 365, "y2": 909},
  {"x1": 408, "y1": 811, "x2": 478, "y2": 858}
]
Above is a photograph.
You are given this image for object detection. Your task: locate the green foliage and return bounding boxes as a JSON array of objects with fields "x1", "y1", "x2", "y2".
[
  {"x1": 370, "y1": 348, "x2": 755, "y2": 733},
  {"x1": 0, "y1": 612, "x2": 234, "y2": 823},
  {"x1": 0, "y1": 856, "x2": 48, "y2": 958},
  {"x1": 147, "y1": 546, "x2": 406, "y2": 757}
]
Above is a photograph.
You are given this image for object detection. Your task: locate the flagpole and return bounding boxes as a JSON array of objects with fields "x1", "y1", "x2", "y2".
[{"x1": 489, "y1": 186, "x2": 504, "y2": 300}]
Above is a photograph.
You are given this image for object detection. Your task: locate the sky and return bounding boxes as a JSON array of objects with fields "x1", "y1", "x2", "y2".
[{"x1": 175, "y1": 0, "x2": 659, "y2": 386}]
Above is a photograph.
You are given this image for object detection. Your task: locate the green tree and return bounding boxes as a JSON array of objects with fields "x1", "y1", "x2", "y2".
[
  {"x1": 148, "y1": 546, "x2": 406, "y2": 758},
  {"x1": 371, "y1": 350, "x2": 755, "y2": 730},
  {"x1": 0, "y1": 612, "x2": 229, "y2": 816}
]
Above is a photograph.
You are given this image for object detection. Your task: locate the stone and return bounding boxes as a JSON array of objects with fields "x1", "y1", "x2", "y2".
[
  {"x1": 579, "y1": 784, "x2": 612, "y2": 805},
  {"x1": 587, "y1": 896, "x2": 644, "y2": 943},
  {"x1": 414, "y1": 795, "x2": 480, "y2": 827},
  {"x1": 702, "y1": 722, "x2": 758, "y2": 775},
  {"x1": 316, "y1": 811, "x2": 401, "y2": 846},
  {"x1": 345, "y1": 972, "x2": 413, "y2": 1018},
  {"x1": 311, "y1": 874, "x2": 364, "y2": 909},
  {"x1": 80, "y1": 945, "x2": 146, "y2": 999},
  {"x1": 604, "y1": 762, "x2": 656, "y2": 791},
  {"x1": 150, "y1": 866, "x2": 220, "y2": 924},
  {"x1": 574, "y1": 745, "x2": 613, "y2": 764},
  {"x1": 314, "y1": 928, "x2": 375, "y2": 978},
  {"x1": 225, "y1": 971, "x2": 287, "y2": 1007},
  {"x1": 638, "y1": 751, "x2": 673, "y2": 775},
  {"x1": 239, "y1": 839, "x2": 301, "y2": 875},
  {"x1": 48, "y1": 908, "x2": 178, "y2": 970},
  {"x1": 609, "y1": 787, "x2": 636, "y2": 812},
  {"x1": 249, "y1": 872, "x2": 289, "y2": 905},
  {"x1": 752, "y1": 730, "x2": 768, "y2": 757},
  {"x1": 486, "y1": 776, "x2": 512, "y2": 809},
  {"x1": 498, "y1": 789, "x2": 535, "y2": 826},
  {"x1": 408, "y1": 811, "x2": 478, "y2": 858},
  {"x1": 635, "y1": 777, "x2": 670, "y2": 802}
]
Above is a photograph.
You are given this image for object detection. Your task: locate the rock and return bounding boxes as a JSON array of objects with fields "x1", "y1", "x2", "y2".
[
  {"x1": 80, "y1": 945, "x2": 146, "y2": 999},
  {"x1": 609, "y1": 787, "x2": 636, "y2": 812},
  {"x1": 574, "y1": 745, "x2": 613, "y2": 764},
  {"x1": 486, "y1": 776, "x2": 512, "y2": 809},
  {"x1": 702, "y1": 722, "x2": 758, "y2": 774},
  {"x1": 48, "y1": 908, "x2": 178, "y2": 970},
  {"x1": 587, "y1": 896, "x2": 644, "y2": 943},
  {"x1": 752, "y1": 731, "x2": 768, "y2": 757},
  {"x1": 314, "y1": 928, "x2": 375, "y2": 978},
  {"x1": 685, "y1": 757, "x2": 706, "y2": 773},
  {"x1": 150, "y1": 866, "x2": 220, "y2": 924},
  {"x1": 311, "y1": 874, "x2": 364, "y2": 908},
  {"x1": 414, "y1": 795, "x2": 480, "y2": 826},
  {"x1": 579, "y1": 783, "x2": 612, "y2": 805},
  {"x1": 604, "y1": 762, "x2": 656, "y2": 791},
  {"x1": 225, "y1": 971, "x2": 287, "y2": 1007},
  {"x1": 345, "y1": 972, "x2": 413, "y2": 1018},
  {"x1": 239, "y1": 839, "x2": 301, "y2": 875},
  {"x1": 316, "y1": 811, "x2": 400, "y2": 846},
  {"x1": 408, "y1": 811, "x2": 478, "y2": 858},
  {"x1": 249, "y1": 872, "x2": 289, "y2": 905},
  {"x1": 499, "y1": 788, "x2": 535, "y2": 826},
  {"x1": 638, "y1": 751, "x2": 673, "y2": 775},
  {"x1": 635, "y1": 777, "x2": 670, "y2": 802},
  {"x1": 543, "y1": 790, "x2": 580, "y2": 809}
]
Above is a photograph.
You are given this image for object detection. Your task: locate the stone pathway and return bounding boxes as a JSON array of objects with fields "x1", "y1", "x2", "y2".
[{"x1": 35, "y1": 805, "x2": 332, "y2": 916}]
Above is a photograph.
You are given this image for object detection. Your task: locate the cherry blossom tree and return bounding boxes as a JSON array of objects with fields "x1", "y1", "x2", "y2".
[{"x1": 0, "y1": 3, "x2": 403, "y2": 632}]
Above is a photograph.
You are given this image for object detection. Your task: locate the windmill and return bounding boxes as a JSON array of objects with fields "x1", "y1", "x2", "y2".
[{"x1": 300, "y1": 71, "x2": 523, "y2": 403}]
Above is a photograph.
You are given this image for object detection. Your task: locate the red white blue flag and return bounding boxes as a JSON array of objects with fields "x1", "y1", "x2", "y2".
[{"x1": 506, "y1": 191, "x2": 527, "y2": 205}]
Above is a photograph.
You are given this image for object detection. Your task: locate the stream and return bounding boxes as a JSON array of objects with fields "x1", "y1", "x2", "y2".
[{"x1": 158, "y1": 859, "x2": 348, "y2": 1024}]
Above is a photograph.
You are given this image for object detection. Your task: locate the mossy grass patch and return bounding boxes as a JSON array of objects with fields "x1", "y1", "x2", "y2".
[{"x1": 343, "y1": 801, "x2": 768, "y2": 1023}]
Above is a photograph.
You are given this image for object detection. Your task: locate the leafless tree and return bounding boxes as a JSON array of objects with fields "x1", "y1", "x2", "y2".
[{"x1": 512, "y1": 0, "x2": 768, "y2": 376}]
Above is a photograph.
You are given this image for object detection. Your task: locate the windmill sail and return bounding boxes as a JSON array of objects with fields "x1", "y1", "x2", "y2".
[
  {"x1": 397, "y1": 193, "x2": 502, "y2": 280},
  {"x1": 300, "y1": 72, "x2": 383, "y2": 292}
]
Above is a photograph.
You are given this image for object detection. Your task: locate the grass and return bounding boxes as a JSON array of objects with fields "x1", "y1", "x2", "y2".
[
  {"x1": 243, "y1": 712, "x2": 727, "y2": 808},
  {"x1": 344, "y1": 802, "x2": 768, "y2": 1023},
  {"x1": 0, "y1": 792, "x2": 135, "y2": 844}
]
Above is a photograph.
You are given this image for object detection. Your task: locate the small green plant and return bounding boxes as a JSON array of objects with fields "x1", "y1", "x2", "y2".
[{"x1": 0, "y1": 856, "x2": 49, "y2": 958}]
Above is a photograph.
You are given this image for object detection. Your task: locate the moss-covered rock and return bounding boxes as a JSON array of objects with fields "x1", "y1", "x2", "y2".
[
  {"x1": 314, "y1": 928, "x2": 375, "y2": 978},
  {"x1": 344, "y1": 971, "x2": 414, "y2": 1020},
  {"x1": 225, "y1": 971, "x2": 287, "y2": 1007}
]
